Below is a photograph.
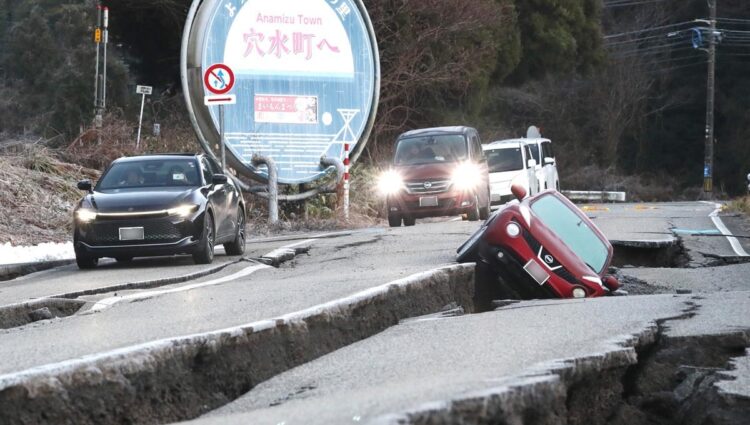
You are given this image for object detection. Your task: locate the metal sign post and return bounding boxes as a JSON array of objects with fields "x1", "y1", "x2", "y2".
[
  {"x1": 135, "y1": 85, "x2": 153, "y2": 149},
  {"x1": 102, "y1": 6, "x2": 109, "y2": 111},
  {"x1": 203, "y1": 63, "x2": 236, "y2": 171}
]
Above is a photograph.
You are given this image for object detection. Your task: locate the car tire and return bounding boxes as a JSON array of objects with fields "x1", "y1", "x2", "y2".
[
  {"x1": 115, "y1": 256, "x2": 133, "y2": 263},
  {"x1": 403, "y1": 217, "x2": 416, "y2": 226},
  {"x1": 76, "y1": 253, "x2": 98, "y2": 269},
  {"x1": 467, "y1": 196, "x2": 480, "y2": 221},
  {"x1": 192, "y1": 213, "x2": 215, "y2": 265},
  {"x1": 388, "y1": 214, "x2": 402, "y2": 227},
  {"x1": 224, "y1": 207, "x2": 246, "y2": 256},
  {"x1": 479, "y1": 190, "x2": 491, "y2": 220}
]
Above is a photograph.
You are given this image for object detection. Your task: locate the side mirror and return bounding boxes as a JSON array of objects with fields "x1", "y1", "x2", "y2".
[
  {"x1": 77, "y1": 180, "x2": 92, "y2": 192},
  {"x1": 212, "y1": 174, "x2": 228, "y2": 185},
  {"x1": 527, "y1": 159, "x2": 537, "y2": 168},
  {"x1": 604, "y1": 275, "x2": 621, "y2": 291},
  {"x1": 544, "y1": 157, "x2": 555, "y2": 165},
  {"x1": 511, "y1": 184, "x2": 527, "y2": 201}
]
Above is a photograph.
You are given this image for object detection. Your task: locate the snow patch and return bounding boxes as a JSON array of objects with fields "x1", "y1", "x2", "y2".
[{"x1": 0, "y1": 242, "x2": 74, "y2": 266}]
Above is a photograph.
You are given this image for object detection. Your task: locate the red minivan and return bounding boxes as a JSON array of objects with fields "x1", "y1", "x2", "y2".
[
  {"x1": 378, "y1": 126, "x2": 491, "y2": 227},
  {"x1": 457, "y1": 185, "x2": 621, "y2": 299}
]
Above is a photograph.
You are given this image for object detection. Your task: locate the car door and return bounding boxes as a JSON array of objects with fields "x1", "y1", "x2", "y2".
[
  {"x1": 524, "y1": 144, "x2": 539, "y2": 195},
  {"x1": 541, "y1": 141, "x2": 556, "y2": 190},
  {"x1": 201, "y1": 158, "x2": 230, "y2": 240},
  {"x1": 208, "y1": 157, "x2": 240, "y2": 239}
]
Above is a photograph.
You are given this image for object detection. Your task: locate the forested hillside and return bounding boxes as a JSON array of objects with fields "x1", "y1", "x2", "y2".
[{"x1": 1, "y1": 0, "x2": 749, "y2": 195}]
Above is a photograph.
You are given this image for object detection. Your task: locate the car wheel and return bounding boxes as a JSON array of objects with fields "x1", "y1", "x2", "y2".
[
  {"x1": 224, "y1": 207, "x2": 246, "y2": 256},
  {"x1": 76, "y1": 252, "x2": 98, "y2": 269},
  {"x1": 192, "y1": 213, "x2": 215, "y2": 264},
  {"x1": 403, "y1": 216, "x2": 416, "y2": 226},
  {"x1": 467, "y1": 195, "x2": 480, "y2": 221},
  {"x1": 388, "y1": 214, "x2": 402, "y2": 227},
  {"x1": 115, "y1": 256, "x2": 133, "y2": 263},
  {"x1": 479, "y1": 189, "x2": 491, "y2": 220}
]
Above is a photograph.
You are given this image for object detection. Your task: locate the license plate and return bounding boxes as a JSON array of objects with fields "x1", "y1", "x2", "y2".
[
  {"x1": 523, "y1": 260, "x2": 550, "y2": 286},
  {"x1": 119, "y1": 227, "x2": 144, "y2": 241},
  {"x1": 419, "y1": 196, "x2": 439, "y2": 207}
]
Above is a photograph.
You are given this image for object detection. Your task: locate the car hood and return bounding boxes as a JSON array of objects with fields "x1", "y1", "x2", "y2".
[
  {"x1": 395, "y1": 162, "x2": 458, "y2": 181},
  {"x1": 489, "y1": 170, "x2": 523, "y2": 184},
  {"x1": 86, "y1": 187, "x2": 197, "y2": 213}
]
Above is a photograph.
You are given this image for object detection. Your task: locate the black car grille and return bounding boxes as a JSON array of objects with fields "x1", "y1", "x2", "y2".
[
  {"x1": 522, "y1": 227, "x2": 541, "y2": 253},
  {"x1": 523, "y1": 228, "x2": 579, "y2": 285},
  {"x1": 553, "y1": 267, "x2": 579, "y2": 285},
  {"x1": 405, "y1": 179, "x2": 451, "y2": 194},
  {"x1": 90, "y1": 218, "x2": 183, "y2": 244}
]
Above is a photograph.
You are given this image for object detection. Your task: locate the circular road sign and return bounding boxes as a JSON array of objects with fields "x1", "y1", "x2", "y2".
[
  {"x1": 183, "y1": 0, "x2": 380, "y2": 185},
  {"x1": 203, "y1": 63, "x2": 235, "y2": 95}
]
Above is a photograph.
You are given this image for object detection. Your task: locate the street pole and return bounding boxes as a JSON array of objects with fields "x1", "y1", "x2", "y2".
[
  {"x1": 703, "y1": 0, "x2": 717, "y2": 196},
  {"x1": 219, "y1": 105, "x2": 226, "y2": 170},
  {"x1": 93, "y1": 3, "x2": 101, "y2": 111},
  {"x1": 136, "y1": 93, "x2": 146, "y2": 149},
  {"x1": 102, "y1": 6, "x2": 109, "y2": 111}
]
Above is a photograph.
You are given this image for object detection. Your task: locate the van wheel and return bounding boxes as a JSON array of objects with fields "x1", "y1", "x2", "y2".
[
  {"x1": 467, "y1": 196, "x2": 480, "y2": 221},
  {"x1": 403, "y1": 217, "x2": 416, "y2": 226},
  {"x1": 388, "y1": 214, "x2": 402, "y2": 227}
]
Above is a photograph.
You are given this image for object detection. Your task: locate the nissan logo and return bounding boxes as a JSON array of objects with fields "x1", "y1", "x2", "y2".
[
  {"x1": 544, "y1": 254, "x2": 554, "y2": 264},
  {"x1": 423, "y1": 181, "x2": 433, "y2": 189}
]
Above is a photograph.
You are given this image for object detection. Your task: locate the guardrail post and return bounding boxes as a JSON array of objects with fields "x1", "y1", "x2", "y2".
[{"x1": 251, "y1": 154, "x2": 278, "y2": 224}]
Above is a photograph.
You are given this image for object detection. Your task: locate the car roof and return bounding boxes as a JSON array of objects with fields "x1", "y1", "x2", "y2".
[
  {"x1": 398, "y1": 126, "x2": 475, "y2": 139},
  {"x1": 483, "y1": 141, "x2": 523, "y2": 150},
  {"x1": 113, "y1": 153, "x2": 201, "y2": 164},
  {"x1": 490, "y1": 138, "x2": 551, "y2": 145}
]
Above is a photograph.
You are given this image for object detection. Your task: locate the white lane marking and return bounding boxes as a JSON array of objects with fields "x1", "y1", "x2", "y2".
[
  {"x1": 707, "y1": 202, "x2": 749, "y2": 257},
  {"x1": 90, "y1": 239, "x2": 317, "y2": 312}
]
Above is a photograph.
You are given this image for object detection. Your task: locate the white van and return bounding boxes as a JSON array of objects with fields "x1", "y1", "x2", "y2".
[
  {"x1": 482, "y1": 141, "x2": 538, "y2": 205},
  {"x1": 524, "y1": 138, "x2": 559, "y2": 191}
]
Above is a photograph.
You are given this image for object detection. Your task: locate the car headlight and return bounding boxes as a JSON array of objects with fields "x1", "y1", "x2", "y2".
[
  {"x1": 452, "y1": 162, "x2": 482, "y2": 191},
  {"x1": 377, "y1": 170, "x2": 404, "y2": 196},
  {"x1": 75, "y1": 208, "x2": 97, "y2": 223},
  {"x1": 167, "y1": 204, "x2": 199, "y2": 218}
]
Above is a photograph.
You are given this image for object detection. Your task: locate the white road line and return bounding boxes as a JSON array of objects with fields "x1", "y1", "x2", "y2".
[
  {"x1": 90, "y1": 239, "x2": 317, "y2": 312},
  {"x1": 706, "y1": 202, "x2": 749, "y2": 257}
]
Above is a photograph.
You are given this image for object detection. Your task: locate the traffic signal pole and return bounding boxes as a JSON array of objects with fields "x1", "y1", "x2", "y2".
[{"x1": 703, "y1": 0, "x2": 717, "y2": 195}]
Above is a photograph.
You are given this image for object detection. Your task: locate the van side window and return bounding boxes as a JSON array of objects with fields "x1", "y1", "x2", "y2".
[
  {"x1": 470, "y1": 133, "x2": 482, "y2": 160},
  {"x1": 542, "y1": 142, "x2": 554, "y2": 160},
  {"x1": 524, "y1": 145, "x2": 534, "y2": 167}
]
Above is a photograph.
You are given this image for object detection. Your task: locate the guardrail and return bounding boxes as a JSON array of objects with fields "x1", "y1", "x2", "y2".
[{"x1": 562, "y1": 190, "x2": 627, "y2": 203}]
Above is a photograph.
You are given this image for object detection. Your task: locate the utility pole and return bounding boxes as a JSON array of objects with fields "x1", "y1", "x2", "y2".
[
  {"x1": 93, "y1": 3, "x2": 103, "y2": 134},
  {"x1": 703, "y1": 0, "x2": 717, "y2": 196}
]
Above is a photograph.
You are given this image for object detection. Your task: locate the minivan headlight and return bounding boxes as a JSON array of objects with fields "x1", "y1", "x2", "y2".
[
  {"x1": 75, "y1": 208, "x2": 97, "y2": 223},
  {"x1": 452, "y1": 163, "x2": 482, "y2": 190},
  {"x1": 377, "y1": 170, "x2": 404, "y2": 196}
]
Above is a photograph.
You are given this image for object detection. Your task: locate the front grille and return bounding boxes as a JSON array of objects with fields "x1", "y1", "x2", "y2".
[
  {"x1": 522, "y1": 227, "x2": 541, "y2": 253},
  {"x1": 554, "y1": 267, "x2": 579, "y2": 285},
  {"x1": 405, "y1": 179, "x2": 451, "y2": 194},
  {"x1": 91, "y1": 217, "x2": 183, "y2": 244}
]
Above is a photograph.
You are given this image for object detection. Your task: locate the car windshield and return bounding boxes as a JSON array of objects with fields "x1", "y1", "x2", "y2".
[
  {"x1": 527, "y1": 143, "x2": 540, "y2": 163},
  {"x1": 394, "y1": 134, "x2": 468, "y2": 165},
  {"x1": 530, "y1": 194, "x2": 609, "y2": 274},
  {"x1": 97, "y1": 158, "x2": 201, "y2": 190},
  {"x1": 486, "y1": 147, "x2": 524, "y2": 173}
]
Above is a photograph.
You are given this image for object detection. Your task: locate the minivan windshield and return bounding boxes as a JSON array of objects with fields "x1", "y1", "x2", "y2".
[
  {"x1": 530, "y1": 194, "x2": 609, "y2": 274},
  {"x1": 485, "y1": 147, "x2": 524, "y2": 173},
  {"x1": 394, "y1": 134, "x2": 468, "y2": 165},
  {"x1": 97, "y1": 158, "x2": 201, "y2": 190}
]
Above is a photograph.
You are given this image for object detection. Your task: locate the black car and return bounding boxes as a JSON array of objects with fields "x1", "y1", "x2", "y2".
[{"x1": 73, "y1": 154, "x2": 246, "y2": 269}]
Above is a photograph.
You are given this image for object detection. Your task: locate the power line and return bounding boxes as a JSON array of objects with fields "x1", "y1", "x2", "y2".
[
  {"x1": 604, "y1": 21, "x2": 694, "y2": 39},
  {"x1": 603, "y1": 0, "x2": 668, "y2": 7}
]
